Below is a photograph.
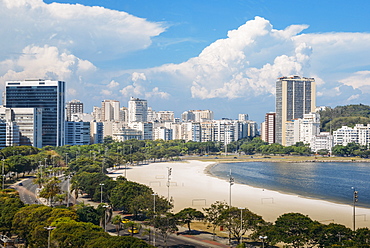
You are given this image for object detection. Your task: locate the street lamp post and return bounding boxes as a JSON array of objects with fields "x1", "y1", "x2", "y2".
[
  {"x1": 152, "y1": 193, "x2": 158, "y2": 214},
  {"x1": 259, "y1": 236, "x2": 267, "y2": 248},
  {"x1": 38, "y1": 161, "x2": 43, "y2": 186},
  {"x1": 67, "y1": 175, "x2": 70, "y2": 207},
  {"x1": 238, "y1": 207, "x2": 245, "y2": 244},
  {"x1": 352, "y1": 187, "x2": 358, "y2": 231},
  {"x1": 130, "y1": 145, "x2": 132, "y2": 165},
  {"x1": 228, "y1": 169, "x2": 234, "y2": 245},
  {"x1": 102, "y1": 205, "x2": 109, "y2": 232},
  {"x1": 152, "y1": 193, "x2": 158, "y2": 246},
  {"x1": 2, "y1": 159, "x2": 4, "y2": 190},
  {"x1": 99, "y1": 183, "x2": 104, "y2": 203},
  {"x1": 229, "y1": 169, "x2": 234, "y2": 207},
  {"x1": 167, "y1": 167, "x2": 172, "y2": 201},
  {"x1": 44, "y1": 226, "x2": 56, "y2": 248}
]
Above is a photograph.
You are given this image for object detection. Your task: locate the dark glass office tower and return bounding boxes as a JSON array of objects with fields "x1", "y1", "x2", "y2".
[{"x1": 5, "y1": 79, "x2": 65, "y2": 147}]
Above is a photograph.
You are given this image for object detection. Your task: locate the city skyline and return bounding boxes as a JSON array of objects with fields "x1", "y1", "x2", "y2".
[{"x1": 1, "y1": 0, "x2": 370, "y2": 123}]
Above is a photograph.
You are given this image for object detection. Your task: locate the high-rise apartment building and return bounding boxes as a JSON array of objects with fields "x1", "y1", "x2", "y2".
[
  {"x1": 101, "y1": 100, "x2": 120, "y2": 121},
  {"x1": 262, "y1": 112, "x2": 276, "y2": 144},
  {"x1": 66, "y1": 99, "x2": 83, "y2": 121},
  {"x1": 275, "y1": 76, "x2": 316, "y2": 146},
  {"x1": 128, "y1": 97, "x2": 147, "y2": 123},
  {"x1": 5, "y1": 79, "x2": 65, "y2": 147}
]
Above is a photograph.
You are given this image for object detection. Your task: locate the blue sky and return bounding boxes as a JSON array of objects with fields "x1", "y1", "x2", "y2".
[{"x1": 2, "y1": 0, "x2": 370, "y2": 124}]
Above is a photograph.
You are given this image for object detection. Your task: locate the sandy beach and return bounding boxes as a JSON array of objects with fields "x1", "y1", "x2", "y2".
[{"x1": 109, "y1": 160, "x2": 370, "y2": 229}]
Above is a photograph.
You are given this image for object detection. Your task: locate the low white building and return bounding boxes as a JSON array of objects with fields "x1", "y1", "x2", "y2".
[
  {"x1": 333, "y1": 126, "x2": 360, "y2": 146},
  {"x1": 333, "y1": 124, "x2": 370, "y2": 146},
  {"x1": 311, "y1": 132, "x2": 333, "y2": 153}
]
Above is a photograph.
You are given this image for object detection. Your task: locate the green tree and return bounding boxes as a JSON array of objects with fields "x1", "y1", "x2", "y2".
[
  {"x1": 112, "y1": 215, "x2": 122, "y2": 236},
  {"x1": 175, "y1": 207, "x2": 204, "y2": 232},
  {"x1": 354, "y1": 227, "x2": 370, "y2": 247},
  {"x1": 272, "y1": 213, "x2": 313, "y2": 248},
  {"x1": 219, "y1": 207, "x2": 264, "y2": 244},
  {"x1": 76, "y1": 204, "x2": 101, "y2": 225},
  {"x1": 151, "y1": 213, "x2": 178, "y2": 247},
  {"x1": 39, "y1": 176, "x2": 62, "y2": 206},
  {"x1": 0, "y1": 190, "x2": 24, "y2": 235},
  {"x1": 12, "y1": 205, "x2": 77, "y2": 247},
  {"x1": 109, "y1": 180, "x2": 153, "y2": 212},
  {"x1": 85, "y1": 236, "x2": 154, "y2": 248},
  {"x1": 203, "y1": 201, "x2": 229, "y2": 240},
  {"x1": 52, "y1": 219, "x2": 108, "y2": 248},
  {"x1": 72, "y1": 172, "x2": 110, "y2": 199}
]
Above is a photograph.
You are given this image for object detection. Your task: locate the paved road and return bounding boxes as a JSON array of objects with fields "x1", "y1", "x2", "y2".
[{"x1": 11, "y1": 178, "x2": 41, "y2": 205}]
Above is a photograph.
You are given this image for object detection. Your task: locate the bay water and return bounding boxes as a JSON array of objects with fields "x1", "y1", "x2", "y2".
[{"x1": 209, "y1": 162, "x2": 370, "y2": 208}]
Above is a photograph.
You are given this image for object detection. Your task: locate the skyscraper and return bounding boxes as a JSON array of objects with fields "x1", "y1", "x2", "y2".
[
  {"x1": 128, "y1": 97, "x2": 147, "y2": 123},
  {"x1": 5, "y1": 79, "x2": 65, "y2": 147},
  {"x1": 66, "y1": 99, "x2": 83, "y2": 121},
  {"x1": 275, "y1": 76, "x2": 316, "y2": 146}
]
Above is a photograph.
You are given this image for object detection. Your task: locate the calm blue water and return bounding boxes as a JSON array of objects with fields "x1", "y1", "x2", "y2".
[{"x1": 209, "y1": 162, "x2": 370, "y2": 208}]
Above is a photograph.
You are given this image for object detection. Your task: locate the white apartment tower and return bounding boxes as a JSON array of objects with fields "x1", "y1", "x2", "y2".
[{"x1": 128, "y1": 97, "x2": 148, "y2": 123}]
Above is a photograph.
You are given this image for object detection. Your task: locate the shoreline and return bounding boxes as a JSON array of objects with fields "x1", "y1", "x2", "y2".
[
  {"x1": 187, "y1": 154, "x2": 370, "y2": 164},
  {"x1": 109, "y1": 160, "x2": 370, "y2": 229},
  {"x1": 204, "y1": 162, "x2": 370, "y2": 209}
]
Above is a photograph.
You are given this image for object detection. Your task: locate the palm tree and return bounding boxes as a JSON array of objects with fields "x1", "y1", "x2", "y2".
[
  {"x1": 112, "y1": 215, "x2": 122, "y2": 236},
  {"x1": 39, "y1": 176, "x2": 62, "y2": 206}
]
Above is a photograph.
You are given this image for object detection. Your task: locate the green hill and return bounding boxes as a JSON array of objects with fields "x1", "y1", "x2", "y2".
[{"x1": 319, "y1": 104, "x2": 370, "y2": 132}]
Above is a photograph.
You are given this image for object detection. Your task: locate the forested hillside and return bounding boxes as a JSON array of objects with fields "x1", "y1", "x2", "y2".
[{"x1": 319, "y1": 104, "x2": 370, "y2": 132}]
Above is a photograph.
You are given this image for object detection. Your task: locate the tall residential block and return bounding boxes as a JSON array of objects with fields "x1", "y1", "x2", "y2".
[
  {"x1": 5, "y1": 79, "x2": 65, "y2": 147},
  {"x1": 66, "y1": 99, "x2": 83, "y2": 121},
  {"x1": 262, "y1": 113, "x2": 276, "y2": 144},
  {"x1": 101, "y1": 100, "x2": 120, "y2": 121},
  {"x1": 275, "y1": 76, "x2": 316, "y2": 146},
  {"x1": 128, "y1": 97, "x2": 147, "y2": 123}
]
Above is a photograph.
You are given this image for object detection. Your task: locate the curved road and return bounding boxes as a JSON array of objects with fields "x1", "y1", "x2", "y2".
[{"x1": 11, "y1": 178, "x2": 41, "y2": 205}]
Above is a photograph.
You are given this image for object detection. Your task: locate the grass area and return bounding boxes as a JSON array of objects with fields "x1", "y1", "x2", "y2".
[{"x1": 189, "y1": 221, "x2": 229, "y2": 238}]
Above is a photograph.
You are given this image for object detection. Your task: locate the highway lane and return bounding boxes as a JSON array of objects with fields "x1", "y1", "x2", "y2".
[{"x1": 11, "y1": 178, "x2": 41, "y2": 205}]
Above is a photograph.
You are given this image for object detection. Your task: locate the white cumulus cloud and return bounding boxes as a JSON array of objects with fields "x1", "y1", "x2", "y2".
[
  {"x1": 0, "y1": 0, "x2": 166, "y2": 62},
  {"x1": 0, "y1": 45, "x2": 96, "y2": 85},
  {"x1": 107, "y1": 80, "x2": 119, "y2": 88}
]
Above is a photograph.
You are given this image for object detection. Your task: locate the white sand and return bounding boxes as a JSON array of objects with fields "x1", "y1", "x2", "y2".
[{"x1": 109, "y1": 160, "x2": 370, "y2": 229}]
